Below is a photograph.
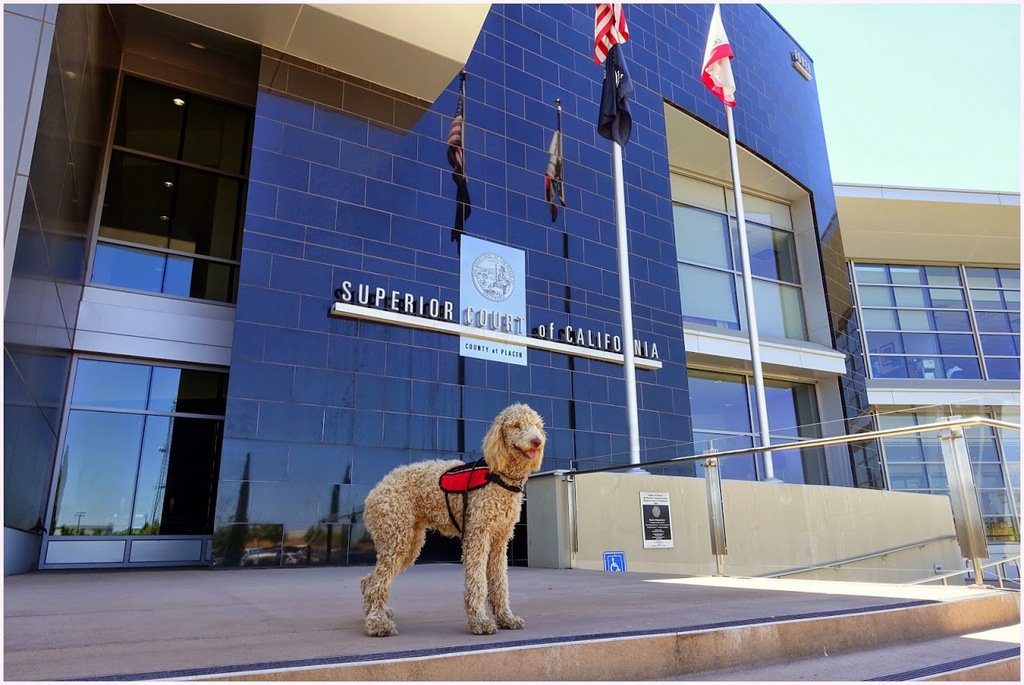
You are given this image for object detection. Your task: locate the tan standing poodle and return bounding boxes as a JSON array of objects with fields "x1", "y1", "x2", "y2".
[{"x1": 360, "y1": 403, "x2": 546, "y2": 637}]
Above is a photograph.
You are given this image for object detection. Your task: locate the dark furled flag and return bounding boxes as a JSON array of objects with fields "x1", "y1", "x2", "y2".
[
  {"x1": 544, "y1": 128, "x2": 565, "y2": 222},
  {"x1": 597, "y1": 43, "x2": 633, "y2": 147},
  {"x1": 594, "y1": 3, "x2": 629, "y2": 65},
  {"x1": 448, "y1": 94, "x2": 471, "y2": 240}
]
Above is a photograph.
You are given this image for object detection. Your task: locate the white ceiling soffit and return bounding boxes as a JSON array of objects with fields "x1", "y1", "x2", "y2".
[
  {"x1": 835, "y1": 186, "x2": 1021, "y2": 266},
  {"x1": 142, "y1": 4, "x2": 491, "y2": 102},
  {"x1": 664, "y1": 103, "x2": 804, "y2": 202}
]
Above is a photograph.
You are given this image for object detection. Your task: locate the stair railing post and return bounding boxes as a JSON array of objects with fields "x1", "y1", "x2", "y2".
[
  {"x1": 938, "y1": 416, "x2": 989, "y2": 587},
  {"x1": 704, "y1": 450, "x2": 727, "y2": 576}
]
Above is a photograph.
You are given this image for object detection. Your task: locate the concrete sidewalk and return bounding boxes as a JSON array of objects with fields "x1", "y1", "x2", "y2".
[{"x1": 0, "y1": 564, "x2": 1005, "y2": 681}]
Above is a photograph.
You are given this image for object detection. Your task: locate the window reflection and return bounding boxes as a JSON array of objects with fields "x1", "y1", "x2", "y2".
[
  {"x1": 93, "y1": 76, "x2": 250, "y2": 304},
  {"x1": 878, "y1": 409, "x2": 1019, "y2": 543},
  {"x1": 51, "y1": 411, "x2": 145, "y2": 535},
  {"x1": 854, "y1": 263, "x2": 1020, "y2": 381},
  {"x1": 51, "y1": 359, "x2": 227, "y2": 537},
  {"x1": 672, "y1": 184, "x2": 807, "y2": 342},
  {"x1": 688, "y1": 369, "x2": 823, "y2": 484}
]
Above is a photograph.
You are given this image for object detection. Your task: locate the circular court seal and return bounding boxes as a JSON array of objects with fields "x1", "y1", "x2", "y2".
[{"x1": 471, "y1": 252, "x2": 515, "y2": 302}]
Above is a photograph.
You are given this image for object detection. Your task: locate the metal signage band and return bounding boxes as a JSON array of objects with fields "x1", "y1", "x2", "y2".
[{"x1": 329, "y1": 302, "x2": 662, "y2": 370}]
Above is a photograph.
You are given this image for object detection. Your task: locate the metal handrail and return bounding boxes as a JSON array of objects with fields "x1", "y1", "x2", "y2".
[
  {"x1": 555, "y1": 415, "x2": 1020, "y2": 582},
  {"x1": 562, "y1": 415, "x2": 1020, "y2": 477},
  {"x1": 759, "y1": 535, "x2": 958, "y2": 579},
  {"x1": 909, "y1": 554, "x2": 1022, "y2": 589}
]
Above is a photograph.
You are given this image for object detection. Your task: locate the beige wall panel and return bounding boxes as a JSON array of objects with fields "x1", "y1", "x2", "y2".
[{"x1": 530, "y1": 472, "x2": 964, "y2": 583}]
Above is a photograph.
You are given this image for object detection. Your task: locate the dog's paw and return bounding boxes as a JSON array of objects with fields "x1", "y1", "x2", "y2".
[
  {"x1": 366, "y1": 613, "x2": 398, "y2": 637},
  {"x1": 496, "y1": 612, "x2": 524, "y2": 630},
  {"x1": 468, "y1": 616, "x2": 497, "y2": 635}
]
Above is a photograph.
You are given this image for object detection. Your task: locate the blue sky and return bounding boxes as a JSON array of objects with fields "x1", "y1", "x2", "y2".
[{"x1": 763, "y1": 3, "x2": 1020, "y2": 193}]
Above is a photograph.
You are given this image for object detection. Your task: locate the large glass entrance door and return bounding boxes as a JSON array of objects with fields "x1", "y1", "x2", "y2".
[{"x1": 41, "y1": 359, "x2": 227, "y2": 567}]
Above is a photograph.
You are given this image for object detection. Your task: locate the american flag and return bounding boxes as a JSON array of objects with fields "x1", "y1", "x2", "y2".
[
  {"x1": 594, "y1": 3, "x2": 629, "y2": 65},
  {"x1": 447, "y1": 97, "x2": 466, "y2": 178},
  {"x1": 448, "y1": 93, "x2": 471, "y2": 238}
]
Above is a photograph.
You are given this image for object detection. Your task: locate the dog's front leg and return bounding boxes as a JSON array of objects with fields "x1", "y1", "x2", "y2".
[
  {"x1": 487, "y1": 537, "x2": 524, "y2": 630},
  {"x1": 462, "y1": 532, "x2": 497, "y2": 635}
]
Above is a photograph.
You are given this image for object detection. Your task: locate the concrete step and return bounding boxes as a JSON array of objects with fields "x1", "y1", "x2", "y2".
[
  {"x1": 4, "y1": 567, "x2": 1018, "y2": 681},
  {"x1": 194, "y1": 586, "x2": 1019, "y2": 681},
  {"x1": 664, "y1": 624, "x2": 1020, "y2": 681}
]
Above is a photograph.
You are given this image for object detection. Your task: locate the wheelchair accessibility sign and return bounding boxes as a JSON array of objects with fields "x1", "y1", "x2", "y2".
[{"x1": 603, "y1": 551, "x2": 626, "y2": 573}]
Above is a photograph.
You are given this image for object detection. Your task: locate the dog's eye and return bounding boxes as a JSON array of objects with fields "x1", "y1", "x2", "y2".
[{"x1": 508, "y1": 422, "x2": 521, "y2": 429}]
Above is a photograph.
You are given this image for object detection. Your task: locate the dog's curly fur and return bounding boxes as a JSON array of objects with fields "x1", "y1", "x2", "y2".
[{"x1": 360, "y1": 403, "x2": 546, "y2": 637}]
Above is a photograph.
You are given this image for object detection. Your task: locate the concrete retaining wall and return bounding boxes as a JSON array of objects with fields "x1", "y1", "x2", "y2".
[{"x1": 527, "y1": 472, "x2": 964, "y2": 583}]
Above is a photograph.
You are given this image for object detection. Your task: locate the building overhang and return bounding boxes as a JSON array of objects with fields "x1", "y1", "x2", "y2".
[
  {"x1": 835, "y1": 184, "x2": 1021, "y2": 266},
  {"x1": 142, "y1": 3, "x2": 490, "y2": 103},
  {"x1": 683, "y1": 325, "x2": 848, "y2": 381},
  {"x1": 866, "y1": 379, "x2": 1021, "y2": 410}
]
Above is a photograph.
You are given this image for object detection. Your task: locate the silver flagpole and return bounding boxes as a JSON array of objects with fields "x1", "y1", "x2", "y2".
[
  {"x1": 611, "y1": 140, "x2": 641, "y2": 468},
  {"x1": 725, "y1": 105, "x2": 776, "y2": 481}
]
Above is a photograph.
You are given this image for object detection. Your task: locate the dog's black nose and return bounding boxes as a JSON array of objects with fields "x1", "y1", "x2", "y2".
[{"x1": 531, "y1": 437, "x2": 542, "y2": 448}]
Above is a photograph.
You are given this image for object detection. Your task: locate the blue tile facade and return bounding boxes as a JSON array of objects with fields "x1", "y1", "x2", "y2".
[{"x1": 215, "y1": 4, "x2": 860, "y2": 565}]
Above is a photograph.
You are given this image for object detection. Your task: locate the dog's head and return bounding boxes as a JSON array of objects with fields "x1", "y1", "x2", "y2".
[{"x1": 482, "y1": 403, "x2": 546, "y2": 480}]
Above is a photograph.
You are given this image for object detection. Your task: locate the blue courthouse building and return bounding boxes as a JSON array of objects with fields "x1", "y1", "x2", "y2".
[{"x1": 4, "y1": 3, "x2": 979, "y2": 574}]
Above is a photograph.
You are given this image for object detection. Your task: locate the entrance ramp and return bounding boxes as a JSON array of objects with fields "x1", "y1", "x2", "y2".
[{"x1": 2, "y1": 565, "x2": 1018, "y2": 681}]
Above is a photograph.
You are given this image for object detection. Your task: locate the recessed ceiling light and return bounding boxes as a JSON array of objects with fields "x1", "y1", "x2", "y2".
[
  {"x1": 163, "y1": 181, "x2": 174, "y2": 188},
  {"x1": 172, "y1": 98, "x2": 185, "y2": 107},
  {"x1": 188, "y1": 42, "x2": 205, "y2": 50},
  {"x1": 159, "y1": 215, "x2": 170, "y2": 221},
  {"x1": 63, "y1": 70, "x2": 78, "y2": 79}
]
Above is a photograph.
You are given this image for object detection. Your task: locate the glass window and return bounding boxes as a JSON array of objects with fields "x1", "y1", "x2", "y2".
[
  {"x1": 866, "y1": 331, "x2": 904, "y2": 354},
  {"x1": 688, "y1": 369, "x2": 822, "y2": 484},
  {"x1": 861, "y1": 309, "x2": 898, "y2": 329},
  {"x1": 969, "y1": 289, "x2": 1005, "y2": 308},
  {"x1": 931, "y1": 310, "x2": 973, "y2": 331},
  {"x1": 893, "y1": 287, "x2": 928, "y2": 308},
  {"x1": 965, "y1": 267, "x2": 1000, "y2": 289},
  {"x1": 50, "y1": 359, "x2": 227, "y2": 537},
  {"x1": 115, "y1": 78, "x2": 187, "y2": 159},
  {"x1": 879, "y1": 409, "x2": 1020, "y2": 544},
  {"x1": 985, "y1": 358, "x2": 1020, "y2": 380},
  {"x1": 71, "y1": 360, "x2": 151, "y2": 409},
  {"x1": 672, "y1": 183, "x2": 806, "y2": 342},
  {"x1": 51, "y1": 411, "x2": 146, "y2": 535},
  {"x1": 925, "y1": 266, "x2": 962, "y2": 287},
  {"x1": 674, "y1": 205, "x2": 732, "y2": 269},
  {"x1": 890, "y1": 265, "x2": 926, "y2": 285},
  {"x1": 859, "y1": 286, "x2": 895, "y2": 307},
  {"x1": 980, "y1": 334, "x2": 1019, "y2": 356},
  {"x1": 928, "y1": 288, "x2": 966, "y2": 308},
  {"x1": 687, "y1": 370, "x2": 751, "y2": 434},
  {"x1": 937, "y1": 334, "x2": 977, "y2": 356},
  {"x1": 852, "y1": 262, "x2": 1020, "y2": 381},
  {"x1": 750, "y1": 280, "x2": 806, "y2": 339},
  {"x1": 854, "y1": 264, "x2": 888, "y2": 284},
  {"x1": 976, "y1": 312, "x2": 1014, "y2": 333},
  {"x1": 679, "y1": 264, "x2": 740, "y2": 330},
  {"x1": 998, "y1": 269, "x2": 1020, "y2": 289},
  {"x1": 95, "y1": 76, "x2": 251, "y2": 304},
  {"x1": 746, "y1": 223, "x2": 799, "y2": 283}
]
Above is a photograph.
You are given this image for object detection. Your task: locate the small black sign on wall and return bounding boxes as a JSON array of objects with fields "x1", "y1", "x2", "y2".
[{"x1": 640, "y1": 492, "x2": 673, "y2": 549}]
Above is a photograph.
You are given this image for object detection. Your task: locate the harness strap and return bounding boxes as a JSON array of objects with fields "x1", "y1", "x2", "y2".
[
  {"x1": 440, "y1": 459, "x2": 524, "y2": 535},
  {"x1": 486, "y1": 471, "x2": 524, "y2": 493}
]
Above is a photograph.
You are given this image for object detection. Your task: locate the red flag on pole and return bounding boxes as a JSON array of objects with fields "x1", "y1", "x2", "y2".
[
  {"x1": 701, "y1": 4, "x2": 737, "y2": 107},
  {"x1": 594, "y1": 3, "x2": 629, "y2": 64}
]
